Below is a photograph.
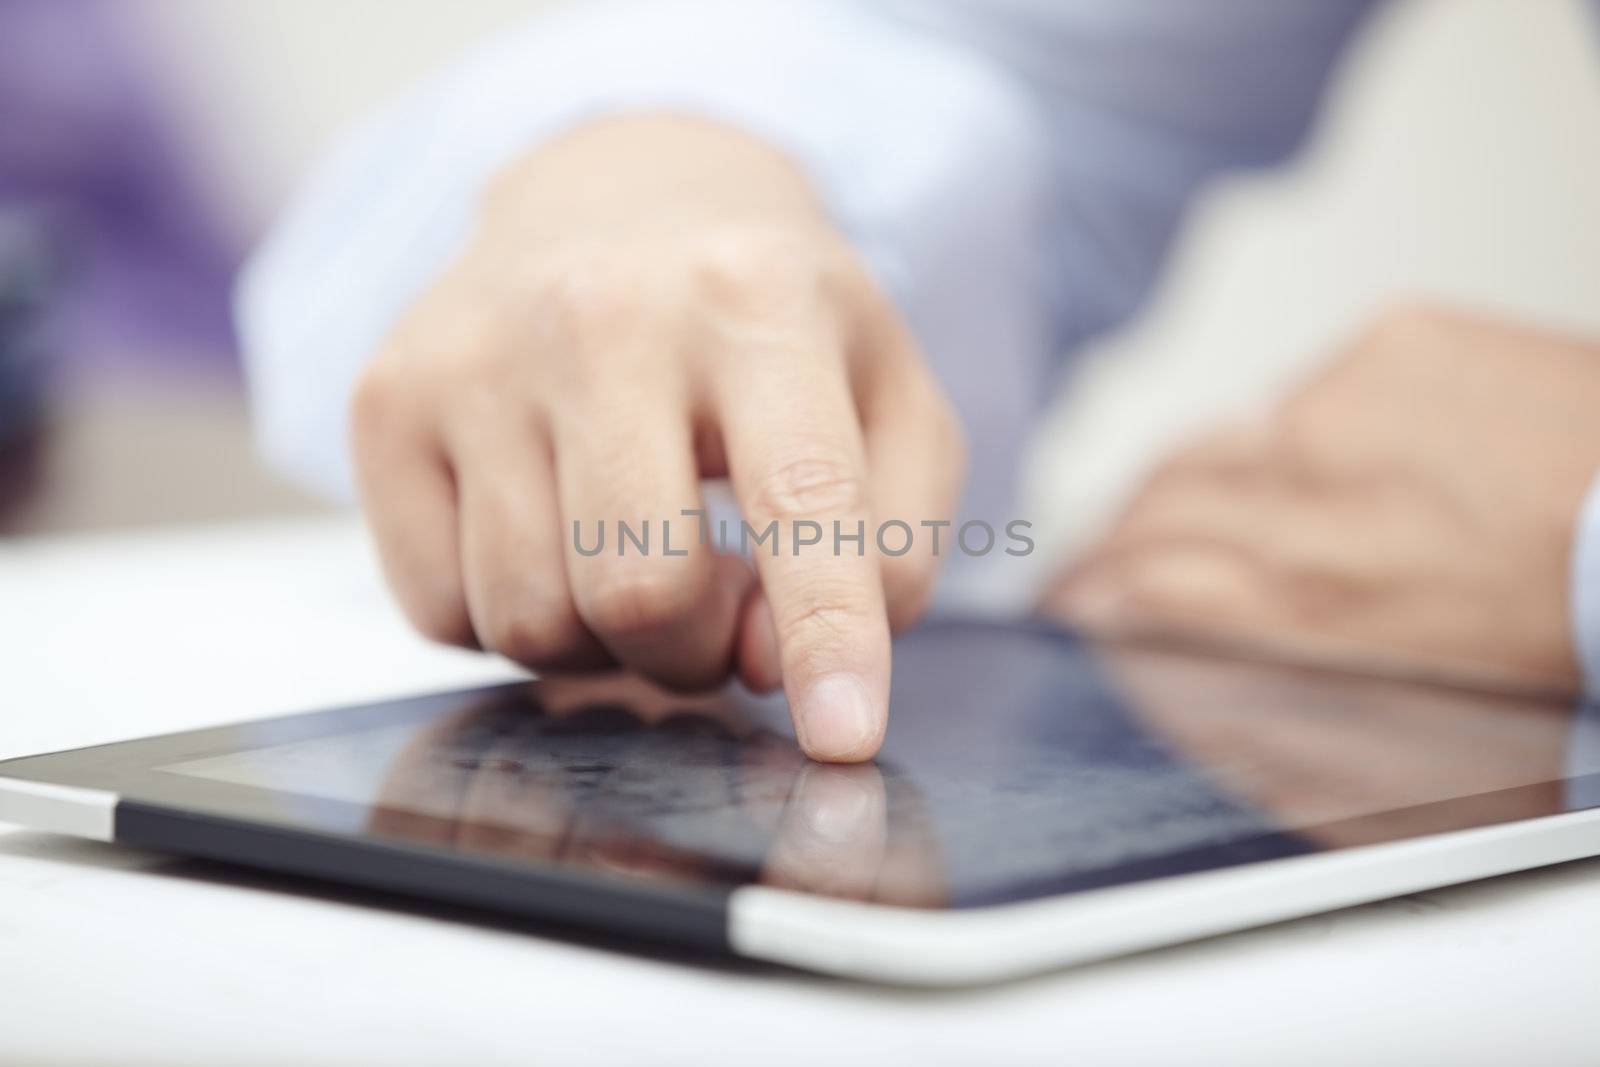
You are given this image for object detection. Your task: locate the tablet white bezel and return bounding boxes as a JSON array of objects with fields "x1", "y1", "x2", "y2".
[
  {"x1": 4, "y1": 764, "x2": 1600, "y2": 985},
  {"x1": 727, "y1": 805, "x2": 1600, "y2": 984}
]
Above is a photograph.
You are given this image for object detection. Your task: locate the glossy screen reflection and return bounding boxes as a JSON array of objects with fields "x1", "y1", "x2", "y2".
[{"x1": 164, "y1": 621, "x2": 1595, "y2": 909}]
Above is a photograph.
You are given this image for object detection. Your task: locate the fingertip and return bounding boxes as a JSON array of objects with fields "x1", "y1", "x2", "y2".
[{"x1": 793, "y1": 672, "x2": 884, "y2": 763}]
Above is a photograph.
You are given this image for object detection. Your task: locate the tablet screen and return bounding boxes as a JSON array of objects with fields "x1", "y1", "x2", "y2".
[{"x1": 142, "y1": 621, "x2": 1600, "y2": 909}]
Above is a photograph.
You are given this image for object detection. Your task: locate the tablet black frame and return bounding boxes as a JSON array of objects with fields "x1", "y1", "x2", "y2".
[{"x1": 0, "y1": 685, "x2": 734, "y2": 950}]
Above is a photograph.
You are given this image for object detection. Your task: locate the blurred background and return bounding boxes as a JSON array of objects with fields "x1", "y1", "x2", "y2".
[{"x1": 2, "y1": 0, "x2": 1598, "y2": 560}]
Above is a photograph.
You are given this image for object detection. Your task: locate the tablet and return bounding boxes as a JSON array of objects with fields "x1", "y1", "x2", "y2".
[{"x1": 3, "y1": 619, "x2": 1598, "y2": 985}]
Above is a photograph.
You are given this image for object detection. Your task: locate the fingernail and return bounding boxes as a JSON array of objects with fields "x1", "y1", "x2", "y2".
[
  {"x1": 797, "y1": 673, "x2": 878, "y2": 762},
  {"x1": 795, "y1": 768, "x2": 874, "y2": 844}
]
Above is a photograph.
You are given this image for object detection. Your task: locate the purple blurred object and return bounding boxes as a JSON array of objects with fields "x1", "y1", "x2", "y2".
[{"x1": 0, "y1": 0, "x2": 239, "y2": 382}]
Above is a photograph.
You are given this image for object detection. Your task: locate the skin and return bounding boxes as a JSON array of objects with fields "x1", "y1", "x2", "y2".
[
  {"x1": 351, "y1": 117, "x2": 965, "y2": 763},
  {"x1": 1048, "y1": 303, "x2": 1600, "y2": 691},
  {"x1": 355, "y1": 116, "x2": 1591, "y2": 761}
]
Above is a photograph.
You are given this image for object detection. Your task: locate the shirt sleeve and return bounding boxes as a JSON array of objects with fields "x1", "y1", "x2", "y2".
[
  {"x1": 237, "y1": 0, "x2": 1376, "y2": 516},
  {"x1": 236, "y1": 0, "x2": 1055, "y2": 502}
]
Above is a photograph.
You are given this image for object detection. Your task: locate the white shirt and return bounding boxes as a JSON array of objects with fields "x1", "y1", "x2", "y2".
[{"x1": 236, "y1": 0, "x2": 1600, "y2": 685}]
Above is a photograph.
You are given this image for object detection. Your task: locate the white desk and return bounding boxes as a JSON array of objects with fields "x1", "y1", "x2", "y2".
[{"x1": 2, "y1": 517, "x2": 1596, "y2": 1066}]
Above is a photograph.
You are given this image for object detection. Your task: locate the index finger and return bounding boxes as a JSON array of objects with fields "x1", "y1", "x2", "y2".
[{"x1": 715, "y1": 341, "x2": 889, "y2": 763}]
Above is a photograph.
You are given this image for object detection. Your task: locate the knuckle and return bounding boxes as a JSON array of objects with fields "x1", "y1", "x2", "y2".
[
  {"x1": 1364, "y1": 298, "x2": 1461, "y2": 353},
  {"x1": 350, "y1": 360, "x2": 410, "y2": 449},
  {"x1": 749, "y1": 453, "x2": 866, "y2": 522},
  {"x1": 1267, "y1": 407, "x2": 1335, "y2": 473},
  {"x1": 1112, "y1": 492, "x2": 1178, "y2": 543},
  {"x1": 580, "y1": 566, "x2": 700, "y2": 639},
  {"x1": 687, "y1": 228, "x2": 824, "y2": 319},
  {"x1": 1295, "y1": 299, "x2": 1465, "y2": 410},
  {"x1": 479, "y1": 583, "x2": 580, "y2": 664},
  {"x1": 1184, "y1": 420, "x2": 1275, "y2": 472},
  {"x1": 1279, "y1": 566, "x2": 1370, "y2": 625},
  {"x1": 1148, "y1": 450, "x2": 1209, "y2": 490},
  {"x1": 1120, "y1": 546, "x2": 1259, "y2": 621},
  {"x1": 522, "y1": 248, "x2": 659, "y2": 355},
  {"x1": 357, "y1": 315, "x2": 511, "y2": 456},
  {"x1": 1127, "y1": 451, "x2": 1207, "y2": 508},
  {"x1": 778, "y1": 597, "x2": 882, "y2": 672},
  {"x1": 403, "y1": 594, "x2": 476, "y2": 649},
  {"x1": 1098, "y1": 557, "x2": 1187, "y2": 622}
]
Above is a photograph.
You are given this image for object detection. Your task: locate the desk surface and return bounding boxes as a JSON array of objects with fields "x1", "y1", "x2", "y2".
[{"x1": 2, "y1": 517, "x2": 1596, "y2": 1066}]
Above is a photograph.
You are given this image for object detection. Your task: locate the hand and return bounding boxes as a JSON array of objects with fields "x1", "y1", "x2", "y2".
[
  {"x1": 1048, "y1": 303, "x2": 1600, "y2": 689},
  {"x1": 351, "y1": 117, "x2": 965, "y2": 762}
]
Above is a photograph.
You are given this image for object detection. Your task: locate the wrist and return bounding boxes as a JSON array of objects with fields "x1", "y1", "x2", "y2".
[{"x1": 480, "y1": 114, "x2": 833, "y2": 240}]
